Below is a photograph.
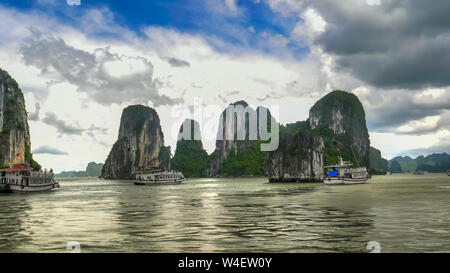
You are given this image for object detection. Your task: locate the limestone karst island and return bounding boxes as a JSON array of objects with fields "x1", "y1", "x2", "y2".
[{"x1": 1, "y1": 0, "x2": 450, "y2": 258}]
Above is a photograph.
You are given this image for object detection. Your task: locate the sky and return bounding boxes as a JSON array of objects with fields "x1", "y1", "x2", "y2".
[{"x1": 0, "y1": 0, "x2": 449, "y2": 172}]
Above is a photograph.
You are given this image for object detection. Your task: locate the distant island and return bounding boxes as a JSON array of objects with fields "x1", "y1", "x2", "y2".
[
  {"x1": 55, "y1": 162, "x2": 104, "y2": 178},
  {"x1": 388, "y1": 153, "x2": 450, "y2": 173}
]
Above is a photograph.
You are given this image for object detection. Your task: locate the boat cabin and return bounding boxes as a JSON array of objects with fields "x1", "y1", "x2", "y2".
[
  {"x1": 0, "y1": 167, "x2": 32, "y2": 186},
  {"x1": 324, "y1": 161, "x2": 354, "y2": 178},
  {"x1": 0, "y1": 167, "x2": 55, "y2": 187}
]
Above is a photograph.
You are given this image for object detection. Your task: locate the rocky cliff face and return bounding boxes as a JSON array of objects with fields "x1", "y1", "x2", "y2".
[
  {"x1": 101, "y1": 105, "x2": 170, "y2": 179},
  {"x1": 171, "y1": 119, "x2": 209, "y2": 177},
  {"x1": 309, "y1": 90, "x2": 371, "y2": 168},
  {"x1": 266, "y1": 90, "x2": 371, "y2": 182},
  {"x1": 267, "y1": 122, "x2": 324, "y2": 182},
  {"x1": 86, "y1": 162, "x2": 104, "y2": 177},
  {"x1": 204, "y1": 101, "x2": 271, "y2": 177},
  {"x1": 0, "y1": 68, "x2": 39, "y2": 169}
]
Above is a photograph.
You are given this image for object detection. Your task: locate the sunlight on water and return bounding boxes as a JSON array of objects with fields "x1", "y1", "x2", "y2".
[{"x1": 0, "y1": 174, "x2": 449, "y2": 253}]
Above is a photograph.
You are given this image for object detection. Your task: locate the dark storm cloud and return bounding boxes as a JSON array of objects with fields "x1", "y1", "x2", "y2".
[
  {"x1": 363, "y1": 89, "x2": 450, "y2": 134},
  {"x1": 33, "y1": 145, "x2": 68, "y2": 155},
  {"x1": 308, "y1": 0, "x2": 450, "y2": 89},
  {"x1": 42, "y1": 111, "x2": 110, "y2": 137},
  {"x1": 42, "y1": 112, "x2": 85, "y2": 135},
  {"x1": 165, "y1": 57, "x2": 191, "y2": 68},
  {"x1": 20, "y1": 29, "x2": 183, "y2": 106}
]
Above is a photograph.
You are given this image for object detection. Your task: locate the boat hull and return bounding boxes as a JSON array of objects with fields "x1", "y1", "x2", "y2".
[
  {"x1": 8, "y1": 183, "x2": 59, "y2": 193},
  {"x1": 0, "y1": 183, "x2": 11, "y2": 193},
  {"x1": 324, "y1": 177, "x2": 368, "y2": 185},
  {"x1": 134, "y1": 178, "x2": 187, "y2": 186}
]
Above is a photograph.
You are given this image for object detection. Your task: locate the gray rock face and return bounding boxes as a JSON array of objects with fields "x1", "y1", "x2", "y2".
[
  {"x1": 86, "y1": 162, "x2": 104, "y2": 177},
  {"x1": 309, "y1": 90, "x2": 371, "y2": 168},
  {"x1": 266, "y1": 91, "x2": 371, "y2": 182},
  {"x1": 101, "y1": 105, "x2": 170, "y2": 179},
  {"x1": 0, "y1": 69, "x2": 32, "y2": 167},
  {"x1": 267, "y1": 122, "x2": 324, "y2": 182}
]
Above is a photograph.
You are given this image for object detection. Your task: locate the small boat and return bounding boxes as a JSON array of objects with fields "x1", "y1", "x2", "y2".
[
  {"x1": 133, "y1": 168, "x2": 187, "y2": 186},
  {"x1": 0, "y1": 165, "x2": 60, "y2": 193},
  {"x1": 323, "y1": 155, "x2": 369, "y2": 185}
]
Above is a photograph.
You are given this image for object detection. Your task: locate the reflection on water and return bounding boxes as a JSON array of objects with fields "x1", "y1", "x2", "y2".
[{"x1": 0, "y1": 174, "x2": 449, "y2": 252}]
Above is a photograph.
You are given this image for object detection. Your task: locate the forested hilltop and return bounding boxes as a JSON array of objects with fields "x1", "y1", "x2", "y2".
[{"x1": 389, "y1": 153, "x2": 450, "y2": 173}]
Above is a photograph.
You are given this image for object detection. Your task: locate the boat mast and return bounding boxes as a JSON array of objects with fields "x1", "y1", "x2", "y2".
[{"x1": 337, "y1": 147, "x2": 343, "y2": 166}]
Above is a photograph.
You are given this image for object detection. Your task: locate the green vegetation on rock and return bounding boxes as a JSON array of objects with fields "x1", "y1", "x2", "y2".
[
  {"x1": 172, "y1": 141, "x2": 208, "y2": 177},
  {"x1": 122, "y1": 105, "x2": 157, "y2": 135},
  {"x1": 158, "y1": 146, "x2": 172, "y2": 170},
  {"x1": 25, "y1": 144, "x2": 41, "y2": 171},
  {"x1": 389, "y1": 153, "x2": 450, "y2": 173},
  {"x1": 218, "y1": 141, "x2": 267, "y2": 177},
  {"x1": 86, "y1": 162, "x2": 104, "y2": 177},
  {"x1": 370, "y1": 146, "x2": 388, "y2": 174},
  {"x1": 172, "y1": 120, "x2": 209, "y2": 177},
  {"x1": 311, "y1": 124, "x2": 359, "y2": 167},
  {"x1": 389, "y1": 161, "x2": 402, "y2": 173}
]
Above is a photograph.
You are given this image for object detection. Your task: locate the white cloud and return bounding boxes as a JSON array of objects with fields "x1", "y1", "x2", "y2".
[
  {"x1": 66, "y1": 0, "x2": 81, "y2": 6},
  {"x1": 291, "y1": 8, "x2": 327, "y2": 45},
  {"x1": 366, "y1": 0, "x2": 381, "y2": 6},
  {"x1": 225, "y1": 0, "x2": 238, "y2": 12}
]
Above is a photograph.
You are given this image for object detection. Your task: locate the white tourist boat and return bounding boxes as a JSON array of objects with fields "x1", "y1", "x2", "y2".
[
  {"x1": 133, "y1": 168, "x2": 187, "y2": 185},
  {"x1": 323, "y1": 155, "x2": 369, "y2": 185},
  {"x1": 0, "y1": 165, "x2": 60, "y2": 193}
]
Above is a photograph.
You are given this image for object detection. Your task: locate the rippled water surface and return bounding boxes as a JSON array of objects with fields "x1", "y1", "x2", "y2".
[{"x1": 0, "y1": 174, "x2": 449, "y2": 252}]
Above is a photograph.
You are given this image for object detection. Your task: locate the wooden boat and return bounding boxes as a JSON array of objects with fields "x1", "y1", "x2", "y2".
[
  {"x1": 133, "y1": 168, "x2": 187, "y2": 185},
  {"x1": 0, "y1": 166, "x2": 60, "y2": 193},
  {"x1": 323, "y1": 155, "x2": 369, "y2": 185}
]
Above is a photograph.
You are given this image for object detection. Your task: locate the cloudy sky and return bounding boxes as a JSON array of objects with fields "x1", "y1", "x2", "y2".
[{"x1": 0, "y1": 0, "x2": 449, "y2": 172}]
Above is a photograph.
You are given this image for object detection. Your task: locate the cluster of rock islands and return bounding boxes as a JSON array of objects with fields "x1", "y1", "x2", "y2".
[
  {"x1": 0, "y1": 67, "x2": 389, "y2": 182},
  {"x1": 100, "y1": 88, "x2": 377, "y2": 182}
]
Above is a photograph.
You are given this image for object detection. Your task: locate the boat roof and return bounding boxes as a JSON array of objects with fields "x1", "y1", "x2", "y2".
[
  {"x1": 0, "y1": 167, "x2": 31, "y2": 172},
  {"x1": 133, "y1": 168, "x2": 162, "y2": 174},
  {"x1": 324, "y1": 163, "x2": 353, "y2": 168}
]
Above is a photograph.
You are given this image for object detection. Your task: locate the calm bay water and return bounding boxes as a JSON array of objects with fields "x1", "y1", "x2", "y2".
[{"x1": 0, "y1": 174, "x2": 449, "y2": 253}]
